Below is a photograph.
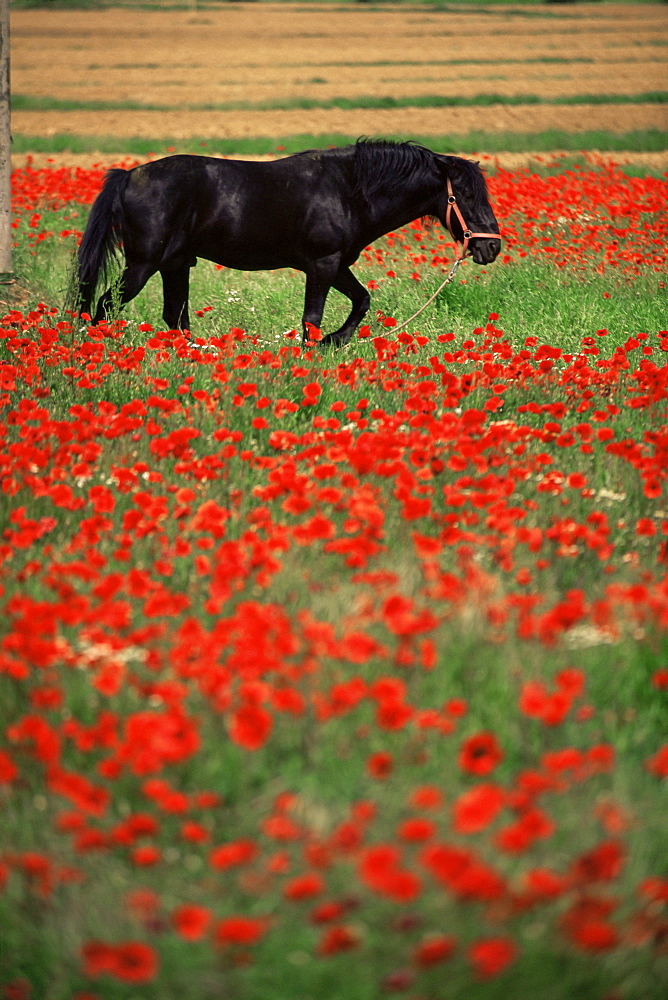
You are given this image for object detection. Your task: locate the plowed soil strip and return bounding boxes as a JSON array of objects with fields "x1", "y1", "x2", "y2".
[{"x1": 13, "y1": 104, "x2": 667, "y2": 142}]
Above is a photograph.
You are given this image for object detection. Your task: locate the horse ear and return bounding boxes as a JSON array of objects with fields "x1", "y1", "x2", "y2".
[
  {"x1": 438, "y1": 155, "x2": 487, "y2": 191},
  {"x1": 435, "y1": 154, "x2": 459, "y2": 176}
]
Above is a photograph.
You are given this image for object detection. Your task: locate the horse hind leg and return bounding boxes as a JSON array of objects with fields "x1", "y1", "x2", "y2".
[
  {"x1": 92, "y1": 260, "x2": 156, "y2": 323},
  {"x1": 318, "y1": 266, "x2": 370, "y2": 349}
]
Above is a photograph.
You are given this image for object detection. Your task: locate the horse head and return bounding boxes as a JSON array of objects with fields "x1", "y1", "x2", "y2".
[{"x1": 437, "y1": 157, "x2": 501, "y2": 265}]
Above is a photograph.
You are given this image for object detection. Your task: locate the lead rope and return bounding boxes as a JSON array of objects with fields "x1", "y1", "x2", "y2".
[
  {"x1": 388, "y1": 177, "x2": 499, "y2": 336},
  {"x1": 389, "y1": 255, "x2": 462, "y2": 334}
]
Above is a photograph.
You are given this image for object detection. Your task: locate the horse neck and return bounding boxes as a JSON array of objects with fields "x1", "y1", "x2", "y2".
[{"x1": 363, "y1": 177, "x2": 441, "y2": 240}]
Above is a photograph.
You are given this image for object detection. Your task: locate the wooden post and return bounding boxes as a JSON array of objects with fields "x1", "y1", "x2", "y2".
[{"x1": 0, "y1": 0, "x2": 12, "y2": 282}]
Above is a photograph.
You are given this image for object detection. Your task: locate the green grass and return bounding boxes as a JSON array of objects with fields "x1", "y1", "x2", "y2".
[
  {"x1": 16, "y1": 224, "x2": 667, "y2": 357},
  {"x1": 12, "y1": 91, "x2": 668, "y2": 113},
  {"x1": 10, "y1": 129, "x2": 668, "y2": 160},
  {"x1": 93, "y1": 57, "x2": 600, "y2": 68}
]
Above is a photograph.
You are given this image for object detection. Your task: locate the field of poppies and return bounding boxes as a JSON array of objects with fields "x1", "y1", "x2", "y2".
[{"x1": 1, "y1": 153, "x2": 667, "y2": 1000}]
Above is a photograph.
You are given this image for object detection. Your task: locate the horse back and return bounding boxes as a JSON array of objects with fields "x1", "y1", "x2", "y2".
[{"x1": 121, "y1": 153, "x2": 359, "y2": 271}]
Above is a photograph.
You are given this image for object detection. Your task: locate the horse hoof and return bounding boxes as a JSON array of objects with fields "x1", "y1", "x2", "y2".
[{"x1": 318, "y1": 335, "x2": 348, "y2": 350}]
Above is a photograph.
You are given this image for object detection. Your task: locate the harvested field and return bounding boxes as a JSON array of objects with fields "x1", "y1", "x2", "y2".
[{"x1": 10, "y1": 2, "x2": 668, "y2": 152}]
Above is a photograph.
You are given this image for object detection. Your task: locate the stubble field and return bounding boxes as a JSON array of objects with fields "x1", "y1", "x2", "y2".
[{"x1": 10, "y1": 1, "x2": 668, "y2": 162}]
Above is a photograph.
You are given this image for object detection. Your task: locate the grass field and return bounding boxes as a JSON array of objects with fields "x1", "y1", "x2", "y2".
[{"x1": 2, "y1": 4, "x2": 667, "y2": 1000}]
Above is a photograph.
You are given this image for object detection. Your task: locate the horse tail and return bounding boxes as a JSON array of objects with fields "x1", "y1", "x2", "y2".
[{"x1": 70, "y1": 168, "x2": 130, "y2": 317}]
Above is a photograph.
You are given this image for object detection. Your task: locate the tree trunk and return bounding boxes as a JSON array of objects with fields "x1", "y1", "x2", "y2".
[{"x1": 0, "y1": 0, "x2": 12, "y2": 281}]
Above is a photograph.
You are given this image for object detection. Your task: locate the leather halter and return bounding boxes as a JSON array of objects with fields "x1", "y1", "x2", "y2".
[{"x1": 445, "y1": 177, "x2": 500, "y2": 259}]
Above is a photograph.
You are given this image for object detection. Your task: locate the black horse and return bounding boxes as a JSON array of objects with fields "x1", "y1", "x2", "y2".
[{"x1": 75, "y1": 140, "x2": 501, "y2": 348}]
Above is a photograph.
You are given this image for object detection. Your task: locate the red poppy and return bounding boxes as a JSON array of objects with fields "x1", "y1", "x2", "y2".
[
  {"x1": 409, "y1": 785, "x2": 444, "y2": 810},
  {"x1": 111, "y1": 942, "x2": 159, "y2": 983},
  {"x1": 214, "y1": 916, "x2": 267, "y2": 946},
  {"x1": 2, "y1": 979, "x2": 32, "y2": 1000},
  {"x1": 317, "y1": 924, "x2": 360, "y2": 956},
  {"x1": 560, "y1": 894, "x2": 620, "y2": 951},
  {"x1": 511, "y1": 803, "x2": 553, "y2": 843},
  {"x1": 81, "y1": 940, "x2": 158, "y2": 983},
  {"x1": 80, "y1": 941, "x2": 115, "y2": 978},
  {"x1": 568, "y1": 920, "x2": 619, "y2": 952},
  {"x1": 357, "y1": 843, "x2": 422, "y2": 901},
  {"x1": 376, "y1": 700, "x2": 413, "y2": 731},
  {"x1": 228, "y1": 704, "x2": 273, "y2": 751},
  {"x1": 209, "y1": 839, "x2": 258, "y2": 870},
  {"x1": 367, "y1": 751, "x2": 394, "y2": 779},
  {"x1": 130, "y1": 845, "x2": 161, "y2": 867},
  {"x1": 444, "y1": 698, "x2": 468, "y2": 717},
  {"x1": 309, "y1": 900, "x2": 347, "y2": 924},
  {"x1": 180, "y1": 820, "x2": 210, "y2": 843},
  {"x1": 645, "y1": 745, "x2": 668, "y2": 778},
  {"x1": 453, "y1": 784, "x2": 505, "y2": 834},
  {"x1": 468, "y1": 936, "x2": 517, "y2": 979},
  {"x1": 171, "y1": 904, "x2": 211, "y2": 941},
  {"x1": 283, "y1": 872, "x2": 325, "y2": 901},
  {"x1": 519, "y1": 679, "x2": 573, "y2": 726},
  {"x1": 524, "y1": 867, "x2": 566, "y2": 899},
  {"x1": 359, "y1": 844, "x2": 400, "y2": 881},
  {"x1": 413, "y1": 934, "x2": 457, "y2": 967},
  {"x1": 458, "y1": 731, "x2": 504, "y2": 775},
  {"x1": 262, "y1": 814, "x2": 305, "y2": 841},
  {"x1": 638, "y1": 877, "x2": 668, "y2": 903},
  {"x1": 397, "y1": 818, "x2": 436, "y2": 843},
  {"x1": 570, "y1": 840, "x2": 626, "y2": 883}
]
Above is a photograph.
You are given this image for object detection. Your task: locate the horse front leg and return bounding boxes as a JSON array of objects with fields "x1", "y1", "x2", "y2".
[
  {"x1": 318, "y1": 266, "x2": 370, "y2": 349},
  {"x1": 301, "y1": 254, "x2": 341, "y2": 345},
  {"x1": 160, "y1": 265, "x2": 191, "y2": 332}
]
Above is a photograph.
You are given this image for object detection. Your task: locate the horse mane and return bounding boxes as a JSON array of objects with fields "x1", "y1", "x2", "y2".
[
  {"x1": 350, "y1": 139, "x2": 439, "y2": 203},
  {"x1": 349, "y1": 138, "x2": 489, "y2": 209}
]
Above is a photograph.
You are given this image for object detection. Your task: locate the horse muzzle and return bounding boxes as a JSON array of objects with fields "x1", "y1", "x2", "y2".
[{"x1": 469, "y1": 236, "x2": 501, "y2": 265}]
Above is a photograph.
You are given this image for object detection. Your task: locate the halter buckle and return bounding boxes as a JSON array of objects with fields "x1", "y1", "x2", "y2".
[{"x1": 447, "y1": 195, "x2": 456, "y2": 204}]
